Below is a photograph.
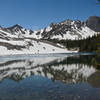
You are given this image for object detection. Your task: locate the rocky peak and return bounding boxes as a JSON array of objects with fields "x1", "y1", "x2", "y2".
[
  {"x1": 86, "y1": 16, "x2": 100, "y2": 32},
  {"x1": 7, "y1": 24, "x2": 23, "y2": 31},
  {"x1": 6, "y1": 24, "x2": 34, "y2": 35},
  {"x1": 0, "y1": 26, "x2": 3, "y2": 30},
  {"x1": 61, "y1": 19, "x2": 72, "y2": 25}
]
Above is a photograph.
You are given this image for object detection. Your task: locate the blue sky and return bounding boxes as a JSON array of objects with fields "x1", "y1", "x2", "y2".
[{"x1": 0, "y1": 0, "x2": 100, "y2": 30}]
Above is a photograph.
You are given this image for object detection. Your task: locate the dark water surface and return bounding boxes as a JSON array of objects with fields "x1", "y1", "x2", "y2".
[{"x1": 0, "y1": 54, "x2": 100, "y2": 100}]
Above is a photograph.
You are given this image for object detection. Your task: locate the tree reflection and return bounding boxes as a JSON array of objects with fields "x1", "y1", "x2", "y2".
[
  {"x1": 0, "y1": 55, "x2": 98, "y2": 88},
  {"x1": 88, "y1": 71, "x2": 100, "y2": 88}
]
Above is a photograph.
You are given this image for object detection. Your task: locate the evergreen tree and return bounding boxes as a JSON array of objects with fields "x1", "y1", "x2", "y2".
[
  {"x1": 96, "y1": 34, "x2": 100, "y2": 57},
  {"x1": 92, "y1": 0, "x2": 100, "y2": 69}
]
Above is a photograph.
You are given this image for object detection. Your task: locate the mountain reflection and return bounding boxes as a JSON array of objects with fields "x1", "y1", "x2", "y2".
[{"x1": 0, "y1": 55, "x2": 99, "y2": 87}]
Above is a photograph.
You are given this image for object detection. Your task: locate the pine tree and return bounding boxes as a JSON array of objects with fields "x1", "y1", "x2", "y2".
[
  {"x1": 92, "y1": 0, "x2": 100, "y2": 69},
  {"x1": 96, "y1": 33, "x2": 100, "y2": 57}
]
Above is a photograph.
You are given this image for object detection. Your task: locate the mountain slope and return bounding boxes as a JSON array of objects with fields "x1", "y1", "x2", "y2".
[{"x1": 0, "y1": 37, "x2": 74, "y2": 55}]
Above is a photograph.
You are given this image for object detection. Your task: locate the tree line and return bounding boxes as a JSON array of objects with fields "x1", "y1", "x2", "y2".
[{"x1": 44, "y1": 35, "x2": 98, "y2": 52}]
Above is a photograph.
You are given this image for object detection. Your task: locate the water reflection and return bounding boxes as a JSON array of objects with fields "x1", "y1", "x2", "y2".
[
  {"x1": 0, "y1": 55, "x2": 100, "y2": 100},
  {"x1": 0, "y1": 55, "x2": 99, "y2": 88},
  {"x1": 88, "y1": 72, "x2": 100, "y2": 88}
]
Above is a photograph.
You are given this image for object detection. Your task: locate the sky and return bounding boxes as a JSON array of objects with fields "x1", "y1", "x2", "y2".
[{"x1": 0, "y1": 0, "x2": 100, "y2": 30}]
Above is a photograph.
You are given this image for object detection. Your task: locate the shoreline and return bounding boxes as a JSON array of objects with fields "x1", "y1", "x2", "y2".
[{"x1": 0, "y1": 52, "x2": 96, "y2": 58}]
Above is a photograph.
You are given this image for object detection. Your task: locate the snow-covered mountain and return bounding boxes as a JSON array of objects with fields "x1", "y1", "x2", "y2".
[
  {"x1": 34, "y1": 21, "x2": 97, "y2": 40},
  {"x1": 0, "y1": 16, "x2": 99, "y2": 55},
  {"x1": 0, "y1": 24, "x2": 76, "y2": 55},
  {"x1": 34, "y1": 16, "x2": 100, "y2": 40},
  {"x1": 0, "y1": 26, "x2": 71, "y2": 55},
  {"x1": 0, "y1": 16, "x2": 100, "y2": 40}
]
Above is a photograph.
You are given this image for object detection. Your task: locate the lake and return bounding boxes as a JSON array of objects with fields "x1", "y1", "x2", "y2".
[{"x1": 0, "y1": 54, "x2": 100, "y2": 100}]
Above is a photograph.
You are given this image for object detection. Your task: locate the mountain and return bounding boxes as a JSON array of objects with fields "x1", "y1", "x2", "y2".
[
  {"x1": 0, "y1": 24, "x2": 34, "y2": 39},
  {"x1": 33, "y1": 16, "x2": 100, "y2": 40},
  {"x1": 0, "y1": 16, "x2": 99, "y2": 40},
  {"x1": 0, "y1": 25, "x2": 76, "y2": 55},
  {"x1": 7, "y1": 24, "x2": 34, "y2": 36},
  {"x1": 0, "y1": 24, "x2": 76, "y2": 55},
  {"x1": 0, "y1": 16, "x2": 100, "y2": 55},
  {"x1": 34, "y1": 20, "x2": 96, "y2": 40},
  {"x1": 86, "y1": 16, "x2": 100, "y2": 32}
]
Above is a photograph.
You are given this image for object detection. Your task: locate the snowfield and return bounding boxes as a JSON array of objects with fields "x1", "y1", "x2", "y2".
[{"x1": 0, "y1": 38, "x2": 77, "y2": 56}]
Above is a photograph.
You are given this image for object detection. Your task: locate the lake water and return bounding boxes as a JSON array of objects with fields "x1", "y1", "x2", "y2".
[{"x1": 0, "y1": 54, "x2": 100, "y2": 100}]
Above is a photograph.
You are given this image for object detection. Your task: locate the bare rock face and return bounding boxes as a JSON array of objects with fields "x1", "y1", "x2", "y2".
[{"x1": 86, "y1": 16, "x2": 100, "y2": 32}]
